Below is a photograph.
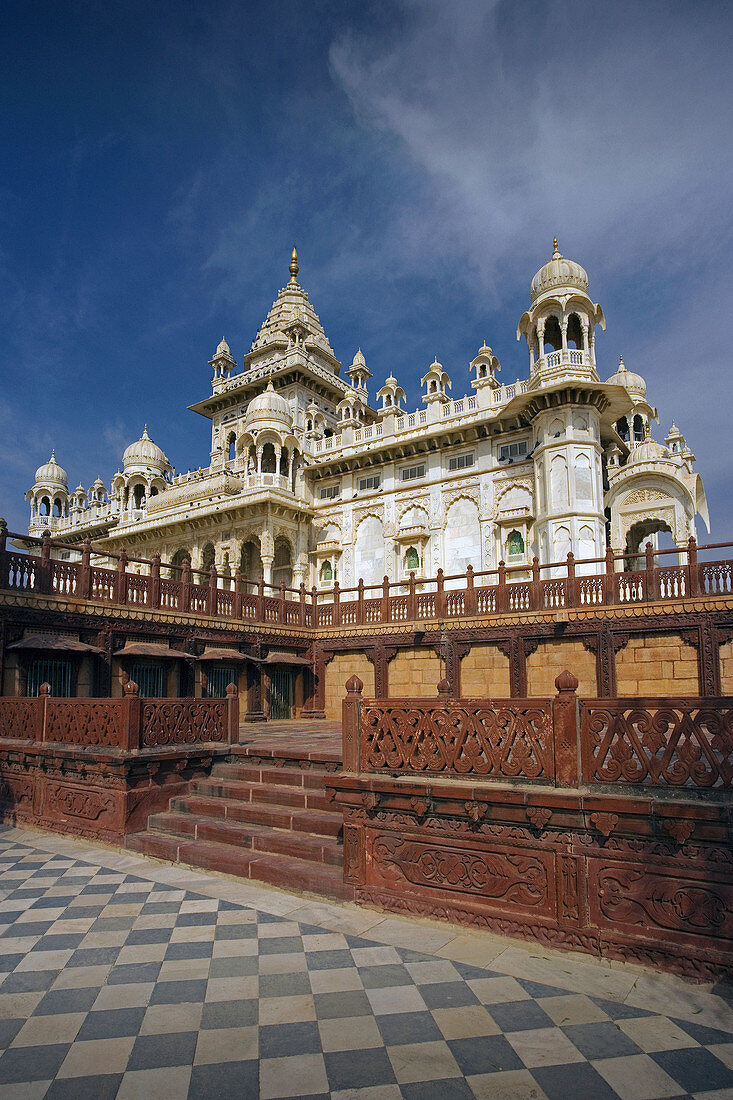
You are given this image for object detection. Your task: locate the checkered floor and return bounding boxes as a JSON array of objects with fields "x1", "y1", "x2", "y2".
[{"x1": 0, "y1": 829, "x2": 731, "y2": 1099}]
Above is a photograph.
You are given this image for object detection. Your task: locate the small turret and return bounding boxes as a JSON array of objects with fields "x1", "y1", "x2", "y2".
[
  {"x1": 376, "y1": 373, "x2": 406, "y2": 417},
  {"x1": 210, "y1": 336, "x2": 236, "y2": 381},
  {"x1": 421, "y1": 358, "x2": 451, "y2": 405}
]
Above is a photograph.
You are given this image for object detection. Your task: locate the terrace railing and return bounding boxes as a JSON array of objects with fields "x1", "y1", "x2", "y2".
[
  {"x1": 0, "y1": 681, "x2": 239, "y2": 750},
  {"x1": 1, "y1": 521, "x2": 731, "y2": 630}
]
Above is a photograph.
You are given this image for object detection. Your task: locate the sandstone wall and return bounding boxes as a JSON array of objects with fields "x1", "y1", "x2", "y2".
[
  {"x1": 615, "y1": 633, "x2": 699, "y2": 696},
  {"x1": 324, "y1": 652, "x2": 374, "y2": 719},
  {"x1": 388, "y1": 647, "x2": 443, "y2": 698},
  {"x1": 460, "y1": 644, "x2": 511, "y2": 696},
  {"x1": 526, "y1": 639, "x2": 597, "y2": 697}
]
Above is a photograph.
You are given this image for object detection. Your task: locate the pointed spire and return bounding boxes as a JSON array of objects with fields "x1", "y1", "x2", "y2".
[
  {"x1": 50, "y1": 449, "x2": 55, "y2": 460},
  {"x1": 142, "y1": 425, "x2": 149, "y2": 438},
  {"x1": 618, "y1": 354, "x2": 625, "y2": 371},
  {"x1": 289, "y1": 246, "x2": 299, "y2": 282},
  {"x1": 552, "y1": 237, "x2": 561, "y2": 259}
]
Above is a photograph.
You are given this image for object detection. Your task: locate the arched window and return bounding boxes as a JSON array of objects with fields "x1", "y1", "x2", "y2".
[
  {"x1": 133, "y1": 484, "x2": 145, "y2": 509},
  {"x1": 40, "y1": 497, "x2": 50, "y2": 516},
  {"x1": 507, "y1": 530, "x2": 525, "y2": 556},
  {"x1": 430, "y1": 380, "x2": 437, "y2": 393},
  {"x1": 306, "y1": 419, "x2": 313, "y2": 432},
  {"x1": 320, "y1": 560, "x2": 333, "y2": 583},
  {"x1": 227, "y1": 433, "x2": 236, "y2": 462},
  {"x1": 261, "y1": 443, "x2": 276, "y2": 473},
  {"x1": 616, "y1": 416, "x2": 630, "y2": 442},
  {"x1": 52, "y1": 497, "x2": 63, "y2": 517},
  {"x1": 567, "y1": 313, "x2": 583, "y2": 349},
  {"x1": 405, "y1": 547, "x2": 420, "y2": 571},
  {"x1": 544, "y1": 315, "x2": 562, "y2": 351},
  {"x1": 633, "y1": 414, "x2": 645, "y2": 442}
]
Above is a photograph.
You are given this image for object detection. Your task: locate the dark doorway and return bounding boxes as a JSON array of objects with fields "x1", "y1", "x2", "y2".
[{"x1": 269, "y1": 668, "x2": 294, "y2": 719}]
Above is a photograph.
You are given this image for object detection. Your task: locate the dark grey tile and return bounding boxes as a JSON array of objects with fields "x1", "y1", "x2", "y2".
[
  {"x1": 258, "y1": 935, "x2": 303, "y2": 955},
  {"x1": 140, "y1": 902, "x2": 180, "y2": 915},
  {"x1": 259, "y1": 971, "x2": 310, "y2": 998},
  {"x1": 419, "y1": 981, "x2": 480, "y2": 1009},
  {"x1": 0, "y1": 953, "x2": 24, "y2": 972},
  {"x1": 67, "y1": 947, "x2": 120, "y2": 967},
  {"x1": 589, "y1": 997, "x2": 654, "y2": 1021},
  {"x1": 532, "y1": 1062, "x2": 620, "y2": 1100},
  {"x1": 401, "y1": 1080, "x2": 474, "y2": 1100},
  {"x1": 128, "y1": 1030, "x2": 198, "y2": 1070},
  {"x1": 177, "y1": 912, "x2": 217, "y2": 927},
  {"x1": 188, "y1": 1060, "x2": 258, "y2": 1098},
  {"x1": 325, "y1": 1047, "x2": 396, "y2": 1090},
  {"x1": 260, "y1": 1020, "x2": 321, "y2": 1059},
  {"x1": 91, "y1": 917, "x2": 135, "y2": 932},
  {"x1": 517, "y1": 978, "x2": 574, "y2": 998},
  {"x1": 60, "y1": 905, "x2": 105, "y2": 919},
  {"x1": 164, "y1": 941, "x2": 213, "y2": 962},
  {"x1": 107, "y1": 962, "x2": 162, "y2": 985},
  {"x1": 1, "y1": 968, "x2": 58, "y2": 992},
  {"x1": 35, "y1": 986, "x2": 99, "y2": 1015},
  {"x1": 488, "y1": 999, "x2": 554, "y2": 1032},
  {"x1": 77, "y1": 1006, "x2": 146, "y2": 1040},
  {"x1": 214, "y1": 923, "x2": 258, "y2": 940},
  {"x1": 670, "y1": 1016, "x2": 733, "y2": 1045},
  {"x1": 30, "y1": 895, "x2": 75, "y2": 909},
  {"x1": 448, "y1": 1035, "x2": 524, "y2": 1075},
  {"x1": 3, "y1": 921, "x2": 54, "y2": 937},
  {"x1": 378, "y1": 1010, "x2": 443, "y2": 1045},
  {"x1": 452, "y1": 962, "x2": 495, "y2": 980},
  {"x1": 0, "y1": 1042, "x2": 70, "y2": 1083},
  {"x1": 46, "y1": 1073, "x2": 123, "y2": 1099},
  {"x1": 563, "y1": 1020, "x2": 642, "y2": 1059},
  {"x1": 305, "y1": 949, "x2": 354, "y2": 970},
  {"x1": 149, "y1": 980, "x2": 208, "y2": 1005},
  {"x1": 209, "y1": 954, "x2": 256, "y2": 977},
  {"x1": 0, "y1": 1017, "x2": 24, "y2": 1048},
  {"x1": 313, "y1": 989, "x2": 372, "y2": 1020},
  {"x1": 126, "y1": 927, "x2": 172, "y2": 945},
  {"x1": 30, "y1": 934, "x2": 84, "y2": 952},
  {"x1": 200, "y1": 998, "x2": 258, "y2": 1029},
  {"x1": 396, "y1": 947, "x2": 438, "y2": 964},
  {"x1": 651, "y1": 1048, "x2": 733, "y2": 1094},
  {"x1": 359, "y1": 964, "x2": 413, "y2": 989},
  {"x1": 108, "y1": 892, "x2": 149, "y2": 906}
]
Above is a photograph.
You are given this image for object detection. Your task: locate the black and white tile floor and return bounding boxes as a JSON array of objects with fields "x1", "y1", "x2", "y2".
[{"x1": 0, "y1": 825, "x2": 731, "y2": 1099}]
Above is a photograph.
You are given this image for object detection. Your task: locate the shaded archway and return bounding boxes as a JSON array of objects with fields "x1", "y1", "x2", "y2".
[
  {"x1": 272, "y1": 538, "x2": 293, "y2": 589},
  {"x1": 625, "y1": 518, "x2": 675, "y2": 570},
  {"x1": 240, "y1": 538, "x2": 263, "y2": 592}
]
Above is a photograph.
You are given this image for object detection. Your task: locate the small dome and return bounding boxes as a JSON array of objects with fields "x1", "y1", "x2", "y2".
[
  {"x1": 628, "y1": 428, "x2": 669, "y2": 466},
  {"x1": 123, "y1": 426, "x2": 170, "y2": 472},
  {"x1": 607, "y1": 354, "x2": 647, "y2": 399},
  {"x1": 214, "y1": 336, "x2": 232, "y2": 358},
  {"x1": 34, "y1": 450, "x2": 68, "y2": 489},
  {"x1": 530, "y1": 239, "x2": 589, "y2": 303},
  {"x1": 244, "y1": 380, "x2": 292, "y2": 428}
]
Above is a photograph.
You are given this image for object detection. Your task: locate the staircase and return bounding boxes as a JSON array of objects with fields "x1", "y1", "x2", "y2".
[{"x1": 127, "y1": 734, "x2": 351, "y2": 901}]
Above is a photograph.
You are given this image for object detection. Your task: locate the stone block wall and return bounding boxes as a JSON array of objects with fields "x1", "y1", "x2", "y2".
[
  {"x1": 324, "y1": 653, "x2": 374, "y2": 719},
  {"x1": 460, "y1": 644, "x2": 511, "y2": 696},
  {"x1": 720, "y1": 640, "x2": 733, "y2": 695},
  {"x1": 526, "y1": 640, "x2": 597, "y2": 697},
  {"x1": 388, "y1": 647, "x2": 443, "y2": 697},
  {"x1": 616, "y1": 633, "x2": 699, "y2": 696}
]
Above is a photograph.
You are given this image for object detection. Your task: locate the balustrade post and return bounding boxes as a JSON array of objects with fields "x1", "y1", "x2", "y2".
[
  {"x1": 381, "y1": 575, "x2": 390, "y2": 622},
  {"x1": 464, "y1": 564, "x2": 476, "y2": 615},
  {"x1": 357, "y1": 579, "x2": 365, "y2": 624},
  {"x1": 114, "y1": 548, "x2": 128, "y2": 604},
  {"x1": 0, "y1": 518, "x2": 6, "y2": 587},
  {"x1": 644, "y1": 541, "x2": 657, "y2": 602},
  {"x1": 566, "y1": 552, "x2": 577, "y2": 606},
  {"x1": 496, "y1": 560, "x2": 508, "y2": 612},
  {"x1": 279, "y1": 580, "x2": 286, "y2": 623},
  {"x1": 531, "y1": 557, "x2": 541, "y2": 610},
  {"x1": 342, "y1": 675, "x2": 363, "y2": 773},
  {"x1": 206, "y1": 565, "x2": 218, "y2": 616},
  {"x1": 332, "y1": 580, "x2": 341, "y2": 626},
  {"x1": 299, "y1": 582, "x2": 307, "y2": 626},
  {"x1": 311, "y1": 585, "x2": 318, "y2": 627},
  {"x1": 39, "y1": 682, "x2": 50, "y2": 742},
  {"x1": 121, "y1": 680, "x2": 141, "y2": 751},
  {"x1": 257, "y1": 576, "x2": 265, "y2": 621},
  {"x1": 234, "y1": 570, "x2": 243, "y2": 618},
  {"x1": 604, "y1": 545, "x2": 616, "y2": 603},
  {"x1": 436, "y1": 568, "x2": 446, "y2": 617},
  {"x1": 226, "y1": 682, "x2": 239, "y2": 744},
  {"x1": 180, "y1": 558, "x2": 191, "y2": 612},
  {"x1": 39, "y1": 529, "x2": 52, "y2": 594},
  {"x1": 552, "y1": 669, "x2": 580, "y2": 787},
  {"x1": 687, "y1": 536, "x2": 700, "y2": 595},
  {"x1": 408, "y1": 571, "x2": 417, "y2": 619},
  {"x1": 150, "y1": 552, "x2": 161, "y2": 609},
  {"x1": 80, "y1": 537, "x2": 92, "y2": 600}
]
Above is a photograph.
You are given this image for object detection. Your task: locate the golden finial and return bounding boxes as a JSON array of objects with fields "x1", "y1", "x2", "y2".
[
  {"x1": 553, "y1": 237, "x2": 558, "y2": 251},
  {"x1": 289, "y1": 246, "x2": 299, "y2": 280},
  {"x1": 618, "y1": 354, "x2": 625, "y2": 369}
]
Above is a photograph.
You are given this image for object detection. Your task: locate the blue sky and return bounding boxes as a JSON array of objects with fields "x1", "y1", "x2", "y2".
[{"x1": 1, "y1": 0, "x2": 731, "y2": 539}]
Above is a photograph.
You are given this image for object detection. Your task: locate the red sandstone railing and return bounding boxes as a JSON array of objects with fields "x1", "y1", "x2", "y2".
[
  {"x1": 0, "y1": 681, "x2": 239, "y2": 750},
  {"x1": 343, "y1": 673, "x2": 733, "y2": 791},
  {"x1": 1, "y1": 521, "x2": 731, "y2": 628}
]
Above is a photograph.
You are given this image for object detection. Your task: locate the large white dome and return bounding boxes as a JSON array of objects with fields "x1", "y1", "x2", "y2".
[
  {"x1": 530, "y1": 240, "x2": 589, "y2": 303},
  {"x1": 123, "y1": 426, "x2": 170, "y2": 472},
  {"x1": 244, "y1": 380, "x2": 292, "y2": 429},
  {"x1": 34, "y1": 450, "x2": 68, "y2": 488}
]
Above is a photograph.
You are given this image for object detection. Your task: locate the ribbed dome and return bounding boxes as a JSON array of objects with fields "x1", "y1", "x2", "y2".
[
  {"x1": 122, "y1": 426, "x2": 170, "y2": 472},
  {"x1": 628, "y1": 436, "x2": 670, "y2": 465},
  {"x1": 530, "y1": 240, "x2": 589, "y2": 303},
  {"x1": 245, "y1": 380, "x2": 292, "y2": 428},
  {"x1": 607, "y1": 355, "x2": 647, "y2": 399},
  {"x1": 34, "y1": 451, "x2": 68, "y2": 488}
]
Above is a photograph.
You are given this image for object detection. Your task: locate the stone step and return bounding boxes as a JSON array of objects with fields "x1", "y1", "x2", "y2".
[
  {"x1": 192, "y1": 776, "x2": 331, "y2": 811},
  {"x1": 169, "y1": 793, "x2": 344, "y2": 838},
  {"x1": 211, "y1": 761, "x2": 329, "y2": 789},
  {"x1": 126, "y1": 831, "x2": 352, "y2": 901},
  {"x1": 147, "y1": 811, "x2": 343, "y2": 866}
]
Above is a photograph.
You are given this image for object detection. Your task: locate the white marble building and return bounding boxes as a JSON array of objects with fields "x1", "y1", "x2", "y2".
[{"x1": 25, "y1": 243, "x2": 709, "y2": 589}]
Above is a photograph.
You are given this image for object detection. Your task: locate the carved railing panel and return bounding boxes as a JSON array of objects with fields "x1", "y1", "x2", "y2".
[
  {"x1": 141, "y1": 699, "x2": 227, "y2": 746},
  {"x1": 701, "y1": 561, "x2": 732, "y2": 596},
  {"x1": 159, "y1": 578, "x2": 180, "y2": 609},
  {"x1": 542, "y1": 579, "x2": 566, "y2": 609},
  {"x1": 616, "y1": 571, "x2": 646, "y2": 603},
  {"x1": 51, "y1": 561, "x2": 79, "y2": 597},
  {"x1": 657, "y1": 567, "x2": 687, "y2": 600},
  {"x1": 445, "y1": 590, "x2": 465, "y2": 617},
  {"x1": 0, "y1": 697, "x2": 43, "y2": 740},
  {"x1": 507, "y1": 582, "x2": 531, "y2": 612},
  {"x1": 90, "y1": 566, "x2": 115, "y2": 602},
  {"x1": 45, "y1": 700, "x2": 125, "y2": 748},
  {"x1": 363, "y1": 598, "x2": 381, "y2": 623},
  {"x1": 390, "y1": 595, "x2": 408, "y2": 621},
  {"x1": 125, "y1": 573, "x2": 150, "y2": 606},
  {"x1": 4, "y1": 552, "x2": 39, "y2": 591},
  {"x1": 475, "y1": 586, "x2": 496, "y2": 614},
  {"x1": 362, "y1": 699, "x2": 554, "y2": 781},
  {"x1": 188, "y1": 584, "x2": 208, "y2": 614},
  {"x1": 578, "y1": 575, "x2": 604, "y2": 605},
  {"x1": 581, "y1": 699, "x2": 733, "y2": 788}
]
